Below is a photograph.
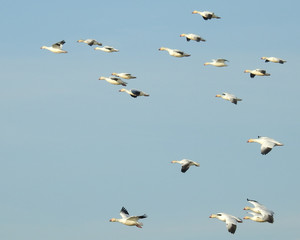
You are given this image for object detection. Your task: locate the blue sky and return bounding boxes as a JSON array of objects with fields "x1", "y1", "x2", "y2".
[{"x1": 0, "y1": 0, "x2": 300, "y2": 239}]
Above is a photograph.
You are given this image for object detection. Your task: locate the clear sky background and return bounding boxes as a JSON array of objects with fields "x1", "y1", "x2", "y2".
[{"x1": 0, "y1": 0, "x2": 299, "y2": 239}]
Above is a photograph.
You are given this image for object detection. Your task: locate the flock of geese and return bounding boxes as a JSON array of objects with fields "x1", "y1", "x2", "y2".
[{"x1": 40, "y1": 9, "x2": 286, "y2": 236}]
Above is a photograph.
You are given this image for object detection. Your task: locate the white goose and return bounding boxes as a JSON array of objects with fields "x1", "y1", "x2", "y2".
[
  {"x1": 261, "y1": 57, "x2": 286, "y2": 64},
  {"x1": 192, "y1": 10, "x2": 221, "y2": 20},
  {"x1": 77, "y1": 39, "x2": 102, "y2": 46},
  {"x1": 159, "y1": 47, "x2": 190, "y2": 57},
  {"x1": 99, "y1": 76, "x2": 127, "y2": 86},
  {"x1": 111, "y1": 73, "x2": 136, "y2": 79},
  {"x1": 119, "y1": 89, "x2": 149, "y2": 98},
  {"x1": 215, "y1": 92, "x2": 242, "y2": 105},
  {"x1": 243, "y1": 212, "x2": 271, "y2": 223},
  {"x1": 204, "y1": 59, "x2": 228, "y2": 67},
  {"x1": 40, "y1": 40, "x2": 67, "y2": 53},
  {"x1": 180, "y1": 33, "x2": 206, "y2": 42},
  {"x1": 244, "y1": 69, "x2": 270, "y2": 78},
  {"x1": 247, "y1": 136, "x2": 283, "y2": 155},
  {"x1": 209, "y1": 213, "x2": 242, "y2": 234},
  {"x1": 171, "y1": 159, "x2": 200, "y2": 173},
  {"x1": 94, "y1": 46, "x2": 119, "y2": 52},
  {"x1": 243, "y1": 199, "x2": 274, "y2": 223},
  {"x1": 109, "y1": 207, "x2": 147, "y2": 228}
]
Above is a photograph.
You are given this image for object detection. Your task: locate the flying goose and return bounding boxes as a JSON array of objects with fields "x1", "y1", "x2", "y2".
[
  {"x1": 243, "y1": 211, "x2": 271, "y2": 223},
  {"x1": 119, "y1": 89, "x2": 149, "y2": 98},
  {"x1": 94, "y1": 46, "x2": 119, "y2": 52},
  {"x1": 243, "y1": 199, "x2": 274, "y2": 223},
  {"x1": 77, "y1": 39, "x2": 102, "y2": 46},
  {"x1": 109, "y1": 207, "x2": 147, "y2": 228},
  {"x1": 180, "y1": 33, "x2": 206, "y2": 42},
  {"x1": 171, "y1": 159, "x2": 200, "y2": 173},
  {"x1": 247, "y1": 136, "x2": 283, "y2": 155},
  {"x1": 215, "y1": 92, "x2": 242, "y2": 105},
  {"x1": 192, "y1": 10, "x2": 221, "y2": 20},
  {"x1": 99, "y1": 76, "x2": 127, "y2": 86},
  {"x1": 244, "y1": 69, "x2": 270, "y2": 78},
  {"x1": 261, "y1": 57, "x2": 286, "y2": 64},
  {"x1": 111, "y1": 73, "x2": 136, "y2": 79},
  {"x1": 158, "y1": 47, "x2": 190, "y2": 57},
  {"x1": 209, "y1": 213, "x2": 242, "y2": 234},
  {"x1": 204, "y1": 59, "x2": 228, "y2": 67},
  {"x1": 40, "y1": 40, "x2": 67, "y2": 53}
]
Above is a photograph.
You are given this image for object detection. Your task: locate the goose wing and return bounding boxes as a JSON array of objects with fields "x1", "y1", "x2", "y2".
[
  {"x1": 216, "y1": 59, "x2": 228, "y2": 63},
  {"x1": 120, "y1": 207, "x2": 130, "y2": 219},
  {"x1": 52, "y1": 40, "x2": 65, "y2": 49},
  {"x1": 261, "y1": 141, "x2": 275, "y2": 155},
  {"x1": 127, "y1": 214, "x2": 147, "y2": 221}
]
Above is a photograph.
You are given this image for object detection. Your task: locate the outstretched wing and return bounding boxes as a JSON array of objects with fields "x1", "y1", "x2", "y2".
[
  {"x1": 52, "y1": 40, "x2": 65, "y2": 49},
  {"x1": 120, "y1": 207, "x2": 130, "y2": 219}
]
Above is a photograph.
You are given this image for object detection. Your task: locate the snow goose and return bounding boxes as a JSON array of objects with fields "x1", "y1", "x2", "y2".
[
  {"x1": 204, "y1": 59, "x2": 228, "y2": 67},
  {"x1": 261, "y1": 57, "x2": 286, "y2": 64},
  {"x1": 171, "y1": 159, "x2": 200, "y2": 173},
  {"x1": 99, "y1": 76, "x2": 127, "y2": 86},
  {"x1": 209, "y1": 213, "x2": 242, "y2": 234},
  {"x1": 94, "y1": 46, "x2": 119, "y2": 52},
  {"x1": 159, "y1": 47, "x2": 190, "y2": 57},
  {"x1": 40, "y1": 40, "x2": 67, "y2": 53},
  {"x1": 77, "y1": 39, "x2": 102, "y2": 46},
  {"x1": 243, "y1": 199, "x2": 274, "y2": 223},
  {"x1": 109, "y1": 207, "x2": 147, "y2": 228},
  {"x1": 192, "y1": 10, "x2": 221, "y2": 20},
  {"x1": 215, "y1": 92, "x2": 242, "y2": 105},
  {"x1": 244, "y1": 69, "x2": 270, "y2": 78},
  {"x1": 180, "y1": 33, "x2": 206, "y2": 42},
  {"x1": 243, "y1": 211, "x2": 271, "y2": 223},
  {"x1": 119, "y1": 89, "x2": 149, "y2": 98},
  {"x1": 247, "y1": 136, "x2": 283, "y2": 155},
  {"x1": 111, "y1": 73, "x2": 136, "y2": 79}
]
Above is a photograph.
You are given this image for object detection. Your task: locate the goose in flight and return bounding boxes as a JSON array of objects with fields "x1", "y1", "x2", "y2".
[
  {"x1": 243, "y1": 211, "x2": 272, "y2": 223},
  {"x1": 243, "y1": 198, "x2": 274, "y2": 223},
  {"x1": 99, "y1": 76, "x2": 127, "y2": 86},
  {"x1": 159, "y1": 47, "x2": 190, "y2": 57},
  {"x1": 111, "y1": 73, "x2": 136, "y2": 79},
  {"x1": 192, "y1": 10, "x2": 221, "y2": 20},
  {"x1": 40, "y1": 40, "x2": 67, "y2": 53},
  {"x1": 247, "y1": 136, "x2": 283, "y2": 155},
  {"x1": 109, "y1": 207, "x2": 147, "y2": 228},
  {"x1": 244, "y1": 69, "x2": 270, "y2": 78},
  {"x1": 215, "y1": 92, "x2": 242, "y2": 105},
  {"x1": 94, "y1": 46, "x2": 119, "y2": 52},
  {"x1": 261, "y1": 57, "x2": 286, "y2": 64},
  {"x1": 180, "y1": 33, "x2": 206, "y2": 42},
  {"x1": 204, "y1": 59, "x2": 228, "y2": 67},
  {"x1": 119, "y1": 89, "x2": 149, "y2": 98},
  {"x1": 171, "y1": 159, "x2": 200, "y2": 173},
  {"x1": 77, "y1": 39, "x2": 102, "y2": 46},
  {"x1": 209, "y1": 213, "x2": 242, "y2": 234}
]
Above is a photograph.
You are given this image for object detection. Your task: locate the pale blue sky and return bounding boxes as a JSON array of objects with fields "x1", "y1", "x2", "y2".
[{"x1": 0, "y1": 0, "x2": 299, "y2": 240}]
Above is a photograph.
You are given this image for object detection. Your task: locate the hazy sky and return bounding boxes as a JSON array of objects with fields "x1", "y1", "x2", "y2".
[{"x1": 1, "y1": 0, "x2": 300, "y2": 240}]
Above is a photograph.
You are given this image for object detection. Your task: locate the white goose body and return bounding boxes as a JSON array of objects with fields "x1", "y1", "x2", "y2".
[
  {"x1": 244, "y1": 69, "x2": 270, "y2": 78},
  {"x1": 77, "y1": 39, "x2": 102, "y2": 46},
  {"x1": 99, "y1": 76, "x2": 127, "y2": 86},
  {"x1": 110, "y1": 207, "x2": 147, "y2": 228},
  {"x1": 159, "y1": 47, "x2": 190, "y2": 57},
  {"x1": 261, "y1": 57, "x2": 286, "y2": 64},
  {"x1": 215, "y1": 92, "x2": 242, "y2": 105},
  {"x1": 204, "y1": 59, "x2": 228, "y2": 67},
  {"x1": 247, "y1": 136, "x2": 283, "y2": 155},
  {"x1": 119, "y1": 88, "x2": 149, "y2": 98},
  {"x1": 40, "y1": 40, "x2": 67, "y2": 53},
  {"x1": 209, "y1": 213, "x2": 242, "y2": 234},
  {"x1": 94, "y1": 46, "x2": 119, "y2": 52},
  {"x1": 111, "y1": 73, "x2": 136, "y2": 79},
  {"x1": 192, "y1": 10, "x2": 221, "y2": 20},
  {"x1": 171, "y1": 159, "x2": 200, "y2": 173},
  {"x1": 180, "y1": 33, "x2": 206, "y2": 42}
]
